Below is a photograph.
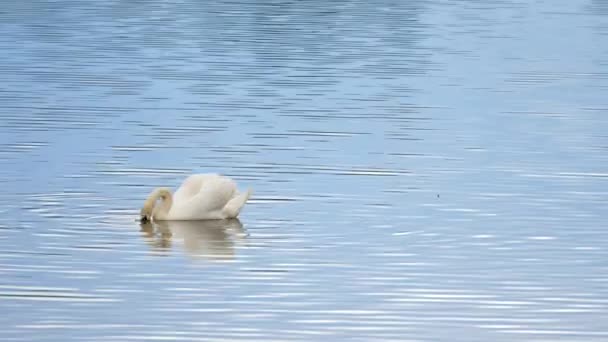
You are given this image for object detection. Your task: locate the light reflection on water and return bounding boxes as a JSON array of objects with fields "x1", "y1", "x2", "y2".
[
  {"x1": 1, "y1": 0, "x2": 608, "y2": 341},
  {"x1": 139, "y1": 219, "x2": 247, "y2": 260}
]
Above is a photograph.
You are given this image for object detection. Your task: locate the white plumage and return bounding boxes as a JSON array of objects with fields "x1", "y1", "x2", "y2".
[{"x1": 140, "y1": 174, "x2": 252, "y2": 221}]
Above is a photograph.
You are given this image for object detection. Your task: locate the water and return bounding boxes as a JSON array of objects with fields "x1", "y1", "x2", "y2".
[{"x1": 1, "y1": 0, "x2": 607, "y2": 341}]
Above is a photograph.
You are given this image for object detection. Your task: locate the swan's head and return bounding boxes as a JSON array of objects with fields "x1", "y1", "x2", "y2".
[
  {"x1": 140, "y1": 188, "x2": 172, "y2": 223},
  {"x1": 140, "y1": 207, "x2": 152, "y2": 224}
]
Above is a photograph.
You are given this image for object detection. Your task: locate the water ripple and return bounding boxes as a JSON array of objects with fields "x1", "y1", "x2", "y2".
[{"x1": 1, "y1": 0, "x2": 607, "y2": 341}]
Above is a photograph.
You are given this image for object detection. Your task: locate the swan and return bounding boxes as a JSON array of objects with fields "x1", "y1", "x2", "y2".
[{"x1": 140, "y1": 174, "x2": 252, "y2": 222}]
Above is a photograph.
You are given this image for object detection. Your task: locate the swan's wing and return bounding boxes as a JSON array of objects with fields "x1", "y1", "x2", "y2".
[
  {"x1": 176, "y1": 175, "x2": 237, "y2": 216},
  {"x1": 173, "y1": 173, "x2": 219, "y2": 204}
]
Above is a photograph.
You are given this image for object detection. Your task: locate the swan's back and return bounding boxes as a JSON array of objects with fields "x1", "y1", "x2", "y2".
[
  {"x1": 173, "y1": 174, "x2": 223, "y2": 203},
  {"x1": 170, "y1": 174, "x2": 240, "y2": 220}
]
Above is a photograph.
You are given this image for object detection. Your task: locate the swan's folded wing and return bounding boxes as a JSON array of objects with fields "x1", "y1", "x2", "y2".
[
  {"x1": 173, "y1": 173, "x2": 219, "y2": 204},
  {"x1": 178, "y1": 175, "x2": 237, "y2": 216}
]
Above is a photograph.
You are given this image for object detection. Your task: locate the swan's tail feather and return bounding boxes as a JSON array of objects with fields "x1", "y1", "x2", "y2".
[{"x1": 223, "y1": 188, "x2": 252, "y2": 218}]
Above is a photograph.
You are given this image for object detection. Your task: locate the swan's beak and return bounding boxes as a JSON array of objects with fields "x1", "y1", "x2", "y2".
[{"x1": 140, "y1": 216, "x2": 150, "y2": 224}]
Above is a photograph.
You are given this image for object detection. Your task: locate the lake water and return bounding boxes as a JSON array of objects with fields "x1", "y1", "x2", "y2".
[{"x1": 1, "y1": 0, "x2": 608, "y2": 341}]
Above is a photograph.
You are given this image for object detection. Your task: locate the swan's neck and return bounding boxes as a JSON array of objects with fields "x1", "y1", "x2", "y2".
[{"x1": 146, "y1": 187, "x2": 173, "y2": 221}]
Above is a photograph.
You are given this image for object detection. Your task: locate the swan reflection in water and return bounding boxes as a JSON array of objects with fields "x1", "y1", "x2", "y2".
[{"x1": 139, "y1": 219, "x2": 247, "y2": 261}]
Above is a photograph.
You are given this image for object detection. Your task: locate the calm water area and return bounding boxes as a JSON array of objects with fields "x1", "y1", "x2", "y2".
[{"x1": 1, "y1": 0, "x2": 608, "y2": 341}]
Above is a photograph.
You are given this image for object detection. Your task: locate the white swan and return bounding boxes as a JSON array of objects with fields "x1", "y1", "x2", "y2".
[{"x1": 140, "y1": 174, "x2": 252, "y2": 222}]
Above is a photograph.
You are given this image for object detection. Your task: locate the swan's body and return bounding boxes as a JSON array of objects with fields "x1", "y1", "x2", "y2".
[{"x1": 140, "y1": 174, "x2": 252, "y2": 221}]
